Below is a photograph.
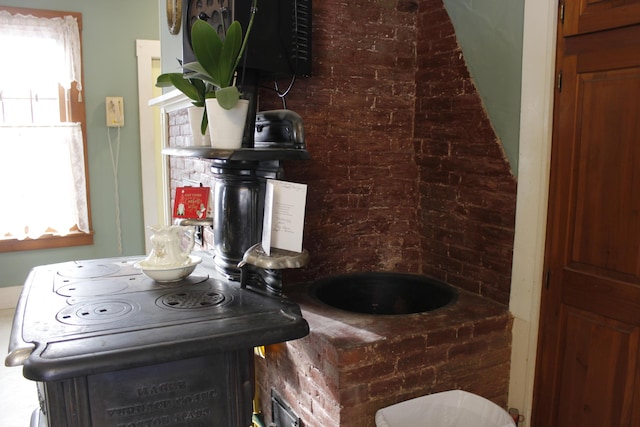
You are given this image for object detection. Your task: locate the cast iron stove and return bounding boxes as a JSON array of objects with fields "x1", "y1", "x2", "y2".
[{"x1": 5, "y1": 252, "x2": 309, "y2": 427}]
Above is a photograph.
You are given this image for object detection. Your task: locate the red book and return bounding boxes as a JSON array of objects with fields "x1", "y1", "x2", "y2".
[{"x1": 173, "y1": 187, "x2": 211, "y2": 219}]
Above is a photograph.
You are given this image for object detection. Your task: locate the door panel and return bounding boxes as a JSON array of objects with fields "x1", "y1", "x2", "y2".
[
  {"x1": 563, "y1": 267, "x2": 640, "y2": 325},
  {"x1": 568, "y1": 25, "x2": 640, "y2": 74},
  {"x1": 556, "y1": 307, "x2": 639, "y2": 427},
  {"x1": 533, "y1": 5, "x2": 640, "y2": 425},
  {"x1": 571, "y1": 69, "x2": 640, "y2": 276},
  {"x1": 565, "y1": 0, "x2": 640, "y2": 35}
]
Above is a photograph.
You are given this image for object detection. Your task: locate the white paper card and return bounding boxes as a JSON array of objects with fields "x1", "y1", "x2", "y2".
[{"x1": 261, "y1": 179, "x2": 308, "y2": 255}]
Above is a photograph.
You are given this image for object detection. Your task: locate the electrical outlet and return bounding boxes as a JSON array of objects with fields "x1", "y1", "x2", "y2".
[{"x1": 106, "y1": 96, "x2": 124, "y2": 127}]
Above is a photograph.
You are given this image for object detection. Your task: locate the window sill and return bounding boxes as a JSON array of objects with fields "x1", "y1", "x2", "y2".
[{"x1": 0, "y1": 231, "x2": 94, "y2": 253}]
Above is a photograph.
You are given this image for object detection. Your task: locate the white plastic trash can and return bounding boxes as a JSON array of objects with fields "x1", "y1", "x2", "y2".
[{"x1": 375, "y1": 390, "x2": 516, "y2": 427}]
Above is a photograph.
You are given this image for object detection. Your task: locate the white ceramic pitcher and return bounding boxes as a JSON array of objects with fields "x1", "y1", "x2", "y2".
[{"x1": 145, "y1": 225, "x2": 195, "y2": 267}]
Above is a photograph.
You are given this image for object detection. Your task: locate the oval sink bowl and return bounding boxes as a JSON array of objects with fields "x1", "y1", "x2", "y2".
[{"x1": 310, "y1": 272, "x2": 458, "y2": 315}]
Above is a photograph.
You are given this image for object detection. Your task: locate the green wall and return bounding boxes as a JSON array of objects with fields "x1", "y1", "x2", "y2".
[
  {"x1": 443, "y1": 0, "x2": 525, "y2": 174},
  {"x1": 159, "y1": 1, "x2": 183, "y2": 76},
  {"x1": 0, "y1": 0, "x2": 159, "y2": 287}
]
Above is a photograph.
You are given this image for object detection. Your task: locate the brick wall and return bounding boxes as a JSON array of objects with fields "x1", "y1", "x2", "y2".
[
  {"x1": 246, "y1": 0, "x2": 421, "y2": 282},
  {"x1": 256, "y1": 286, "x2": 512, "y2": 427},
  {"x1": 167, "y1": 108, "x2": 217, "y2": 251},
  {"x1": 259, "y1": 0, "x2": 516, "y2": 306},
  {"x1": 168, "y1": 108, "x2": 212, "y2": 210},
  {"x1": 166, "y1": 0, "x2": 517, "y2": 424}
]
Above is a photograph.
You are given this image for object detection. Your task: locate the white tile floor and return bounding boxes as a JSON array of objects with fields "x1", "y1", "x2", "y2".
[{"x1": 1, "y1": 308, "x2": 39, "y2": 426}]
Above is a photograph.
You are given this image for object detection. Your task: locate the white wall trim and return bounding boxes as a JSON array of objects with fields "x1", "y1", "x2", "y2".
[
  {"x1": 148, "y1": 90, "x2": 193, "y2": 237},
  {"x1": 137, "y1": 39, "x2": 162, "y2": 252},
  {"x1": 148, "y1": 88, "x2": 192, "y2": 111},
  {"x1": 0, "y1": 286, "x2": 22, "y2": 310},
  {"x1": 508, "y1": 1, "x2": 558, "y2": 424}
]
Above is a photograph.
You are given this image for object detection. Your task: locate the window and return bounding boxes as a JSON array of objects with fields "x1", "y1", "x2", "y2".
[{"x1": 0, "y1": 7, "x2": 92, "y2": 252}]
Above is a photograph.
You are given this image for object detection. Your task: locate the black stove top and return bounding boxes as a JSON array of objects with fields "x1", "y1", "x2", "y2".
[{"x1": 7, "y1": 253, "x2": 309, "y2": 382}]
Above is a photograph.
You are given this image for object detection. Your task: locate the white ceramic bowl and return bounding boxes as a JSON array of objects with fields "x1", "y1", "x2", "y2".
[{"x1": 134, "y1": 255, "x2": 202, "y2": 282}]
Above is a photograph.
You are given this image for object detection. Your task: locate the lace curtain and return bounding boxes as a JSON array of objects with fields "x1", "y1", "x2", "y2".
[
  {"x1": 0, "y1": 11, "x2": 87, "y2": 240},
  {"x1": 0, "y1": 10, "x2": 82, "y2": 93},
  {"x1": 0, "y1": 124, "x2": 89, "y2": 238}
]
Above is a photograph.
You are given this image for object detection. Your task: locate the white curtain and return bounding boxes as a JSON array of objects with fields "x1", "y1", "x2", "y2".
[
  {"x1": 0, "y1": 124, "x2": 89, "y2": 239},
  {"x1": 0, "y1": 11, "x2": 87, "y2": 240},
  {"x1": 0, "y1": 10, "x2": 82, "y2": 93}
]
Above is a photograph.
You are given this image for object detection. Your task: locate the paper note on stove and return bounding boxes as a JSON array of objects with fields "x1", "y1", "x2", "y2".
[{"x1": 261, "y1": 179, "x2": 308, "y2": 255}]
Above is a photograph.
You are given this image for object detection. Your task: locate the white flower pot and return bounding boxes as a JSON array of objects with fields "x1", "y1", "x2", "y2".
[
  {"x1": 205, "y1": 98, "x2": 249, "y2": 150},
  {"x1": 187, "y1": 106, "x2": 210, "y2": 146}
]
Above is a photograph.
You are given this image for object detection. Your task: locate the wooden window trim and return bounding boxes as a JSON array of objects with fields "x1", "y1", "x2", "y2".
[
  {"x1": 0, "y1": 6, "x2": 93, "y2": 252},
  {"x1": 0, "y1": 232, "x2": 94, "y2": 253}
]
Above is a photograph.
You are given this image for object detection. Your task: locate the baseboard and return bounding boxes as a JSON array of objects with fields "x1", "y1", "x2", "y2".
[{"x1": 0, "y1": 286, "x2": 23, "y2": 310}]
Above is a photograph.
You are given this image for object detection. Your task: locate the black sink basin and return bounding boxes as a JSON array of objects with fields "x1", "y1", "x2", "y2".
[{"x1": 310, "y1": 272, "x2": 458, "y2": 315}]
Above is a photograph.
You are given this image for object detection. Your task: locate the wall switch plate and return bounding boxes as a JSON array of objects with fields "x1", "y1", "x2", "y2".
[{"x1": 106, "y1": 96, "x2": 124, "y2": 127}]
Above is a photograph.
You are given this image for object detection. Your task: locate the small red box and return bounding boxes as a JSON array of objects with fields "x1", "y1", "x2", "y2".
[{"x1": 173, "y1": 187, "x2": 211, "y2": 219}]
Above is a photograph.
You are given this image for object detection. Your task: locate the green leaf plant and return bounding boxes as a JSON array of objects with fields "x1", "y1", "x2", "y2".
[
  {"x1": 155, "y1": 0, "x2": 257, "y2": 135},
  {"x1": 155, "y1": 73, "x2": 211, "y2": 134},
  {"x1": 183, "y1": 0, "x2": 258, "y2": 110}
]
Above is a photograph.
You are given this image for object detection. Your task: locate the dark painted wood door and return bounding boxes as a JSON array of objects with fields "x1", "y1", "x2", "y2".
[{"x1": 533, "y1": 1, "x2": 640, "y2": 426}]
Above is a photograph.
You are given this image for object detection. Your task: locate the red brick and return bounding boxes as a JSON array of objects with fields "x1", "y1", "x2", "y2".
[
  {"x1": 166, "y1": 0, "x2": 516, "y2": 424},
  {"x1": 473, "y1": 315, "x2": 512, "y2": 337}
]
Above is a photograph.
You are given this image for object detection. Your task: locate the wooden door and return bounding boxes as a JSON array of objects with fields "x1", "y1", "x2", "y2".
[{"x1": 533, "y1": 1, "x2": 640, "y2": 426}]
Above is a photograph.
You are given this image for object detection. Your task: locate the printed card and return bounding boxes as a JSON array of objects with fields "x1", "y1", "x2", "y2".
[{"x1": 262, "y1": 180, "x2": 307, "y2": 255}]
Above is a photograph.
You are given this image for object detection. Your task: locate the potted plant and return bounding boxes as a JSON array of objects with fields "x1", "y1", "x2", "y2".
[
  {"x1": 184, "y1": 0, "x2": 257, "y2": 110},
  {"x1": 155, "y1": 1, "x2": 257, "y2": 149},
  {"x1": 183, "y1": 0, "x2": 258, "y2": 149}
]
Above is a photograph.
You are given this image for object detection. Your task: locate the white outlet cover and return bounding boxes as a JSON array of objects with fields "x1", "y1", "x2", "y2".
[{"x1": 106, "y1": 96, "x2": 124, "y2": 127}]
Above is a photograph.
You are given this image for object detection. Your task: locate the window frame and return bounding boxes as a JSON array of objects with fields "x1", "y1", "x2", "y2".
[{"x1": 0, "y1": 6, "x2": 93, "y2": 252}]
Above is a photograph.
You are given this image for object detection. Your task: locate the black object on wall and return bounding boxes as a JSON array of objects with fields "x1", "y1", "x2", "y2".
[{"x1": 182, "y1": 0, "x2": 312, "y2": 81}]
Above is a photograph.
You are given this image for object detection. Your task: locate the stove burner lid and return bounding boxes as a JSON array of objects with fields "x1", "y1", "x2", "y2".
[
  {"x1": 57, "y1": 261, "x2": 121, "y2": 278},
  {"x1": 158, "y1": 290, "x2": 229, "y2": 309},
  {"x1": 7, "y1": 254, "x2": 309, "y2": 381},
  {"x1": 56, "y1": 274, "x2": 209, "y2": 297},
  {"x1": 57, "y1": 300, "x2": 139, "y2": 325}
]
